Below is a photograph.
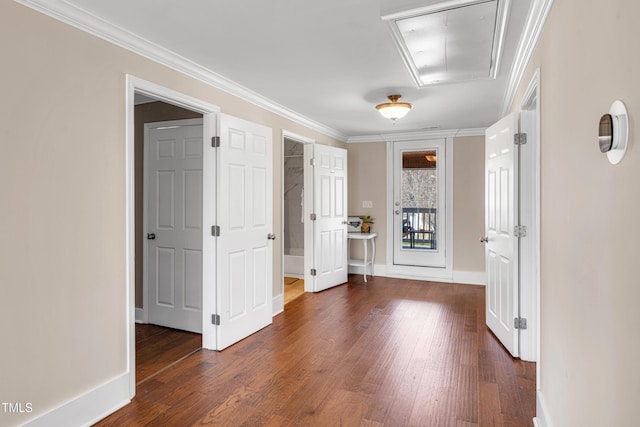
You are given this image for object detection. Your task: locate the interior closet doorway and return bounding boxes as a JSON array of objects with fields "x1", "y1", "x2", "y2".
[
  {"x1": 282, "y1": 136, "x2": 308, "y2": 305},
  {"x1": 134, "y1": 94, "x2": 202, "y2": 383}
]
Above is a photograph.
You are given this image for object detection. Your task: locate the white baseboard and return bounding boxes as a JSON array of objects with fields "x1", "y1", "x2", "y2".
[
  {"x1": 349, "y1": 264, "x2": 485, "y2": 286},
  {"x1": 24, "y1": 373, "x2": 130, "y2": 427},
  {"x1": 348, "y1": 263, "x2": 386, "y2": 277},
  {"x1": 272, "y1": 293, "x2": 284, "y2": 316},
  {"x1": 533, "y1": 390, "x2": 553, "y2": 427},
  {"x1": 452, "y1": 270, "x2": 486, "y2": 286},
  {"x1": 135, "y1": 307, "x2": 146, "y2": 323}
]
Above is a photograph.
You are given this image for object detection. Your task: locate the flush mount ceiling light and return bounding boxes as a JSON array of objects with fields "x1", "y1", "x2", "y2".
[{"x1": 376, "y1": 95, "x2": 413, "y2": 121}]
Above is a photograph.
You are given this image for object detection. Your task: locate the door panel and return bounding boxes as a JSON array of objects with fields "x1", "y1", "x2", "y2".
[
  {"x1": 147, "y1": 119, "x2": 203, "y2": 333},
  {"x1": 313, "y1": 144, "x2": 348, "y2": 292},
  {"x1": 218, "y1": 114, "x2": 273, "y2": 350},
  {"x1": 485, "y1": 112, "x2": 519, "y2": 357},
  {"x1": 392, "y1": 140, "x2": 446, "y2": 267}
]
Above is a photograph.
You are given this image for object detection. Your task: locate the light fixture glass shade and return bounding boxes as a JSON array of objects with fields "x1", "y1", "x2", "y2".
[{"x1": 376, "y1": 95, "x2": 413, "y2": 121}]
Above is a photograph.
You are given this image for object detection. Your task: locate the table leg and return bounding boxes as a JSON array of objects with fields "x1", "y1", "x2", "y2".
[
  {"x1": 371, "y1": 237, "x2": 376, "y2": 277},
  {"x1": 363, "y1": 238, "x2": 368, "y2": 282}
]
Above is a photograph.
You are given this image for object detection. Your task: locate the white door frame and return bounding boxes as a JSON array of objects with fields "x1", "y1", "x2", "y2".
[
  {"x1": 518, "y1": 69, "x2": 541, "y2": 365},
  {"x1": 142, "y1": 118, "x2": 204, "y2": 331},
  {"x1": 385, "y1": 138, "x2": 454, "y2": 280},
  {"x1": 125, "y1": 75, "x2": 220, "y2": 398},
  {"x1": 280, "y1": 130, "x2": 315, "y2": 304}
]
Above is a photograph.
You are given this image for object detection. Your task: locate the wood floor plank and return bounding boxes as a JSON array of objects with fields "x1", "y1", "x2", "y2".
[{"x1": 95, "y1": 276, "x2": 535, "y2": 427}]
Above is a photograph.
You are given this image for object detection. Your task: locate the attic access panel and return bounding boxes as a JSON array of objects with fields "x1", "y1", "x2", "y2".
[{"x1": 383, "y1": 0, "x2": 510, "y2": 87}]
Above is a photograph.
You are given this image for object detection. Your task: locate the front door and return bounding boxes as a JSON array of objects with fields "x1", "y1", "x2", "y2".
[
  {"x1": 312, "y1": 144, "x2": 348, "y2": 292},
  {"x1": 485, "y1": 112, "x2": 519, "y2": 357},
  {"x1": 392, "y1": 140, "x2": 446, "y2": 267},
  {"x1": 217, "y1": 114, "x2": 273, "y2": 350},
  {"x1": 146, "y1": 119, "x2": 203, "y2": 333}
]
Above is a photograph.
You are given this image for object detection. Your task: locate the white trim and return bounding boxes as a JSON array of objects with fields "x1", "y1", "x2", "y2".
[
  {"x1": 385, "y1": 138, "x2": 454, "y2": 279},
  {"x1": 348, "y1": 263, "x2": 386, "y2": 277},
  {"x1": 282, "y1": 130, "x2": 315, "y2": 145},
  {"x1": 124, "y1": 75, "x2": 136, "y2": 399},
  {"x1": 355, "y1": 264, "x2": 485, "y2": 286},
  {"x1": 452, "y1": 270, "x2": 486, "y2": 285},
  {"x1": 501, "y1": 0, "x2": 555, "y2": 115},
  {"x1": 23, "y1": 373, "x2": 130, "y2": 427},
  {"x1": 135, "y1": 308, "x2": 146, "y2": 323},
  {"x1": 272, "y1": 293, "x2": 284, "y2": 317},
  {"x1": 533, "y1": 391, "x2": 554, "y2": 427},
  {"x1": 280, "y1": 131, "x2": 316, "y2": 300},
  {"x1": 126, "y1": 75, "x2": 220, "y2": 403},
  {"x1": 347, "y1": 128, "x2": 486, "y2": 144},
  {"x1": 454, "y1": 128, "x2": 487, "y2": 137},
  {"x1": 15, "y1": 0, "x2": 348, "y2": 143}
]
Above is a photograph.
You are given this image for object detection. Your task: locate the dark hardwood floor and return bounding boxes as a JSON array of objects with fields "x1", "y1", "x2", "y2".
[
  {"x1": 136, "y1": 323, "x2": 202, "y2": 384},
  {"x1": 99, "y1": 276, "x2": 535, "y2": 426}
]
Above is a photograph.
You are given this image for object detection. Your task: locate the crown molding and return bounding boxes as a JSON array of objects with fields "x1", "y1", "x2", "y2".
[
  {"x1": 347, "y1": 127, "x2": 485, "y2": 143},
  {"x1": 15, "y1": 0, "x2": 349, "y2": 142},
  {"x1": 500, "y1": 0, "x2": 555, "y2": 116}
]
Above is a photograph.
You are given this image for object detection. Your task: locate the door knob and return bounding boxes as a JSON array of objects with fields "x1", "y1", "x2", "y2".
[
  {"x1": 395, "y1": 210, "x2": 400, "y2": 215},
  {"x1": 147, "y1": 233, "x2": 156, "y2": 240},
  {"x1": 267, "y1": 233, "x2": 276, "y2": 240},
  {"x1": 479, "y1": 236, "x2": 488, "y2": 243}
]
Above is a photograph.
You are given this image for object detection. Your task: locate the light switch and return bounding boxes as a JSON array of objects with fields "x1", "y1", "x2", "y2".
[{"x1": 362, "y1": 200, "x2": 373, "y2": 209}]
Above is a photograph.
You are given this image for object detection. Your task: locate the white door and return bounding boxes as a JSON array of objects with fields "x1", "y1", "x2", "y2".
[
  {"x1": 146, "y1": 119, "x2": 203, "y2": 333},
  {"x1": 392, "y1": 140, "x2": 446, "y2": 267},
  {"x1": 313, "y1": 144, "x2": 348, "y2": 292},
  {"x1": 485, "y1": 112, "x2": 519, "y2": 357},
  {"x1": 217, "y1": 114, "x2": 273, "y2": 350}
]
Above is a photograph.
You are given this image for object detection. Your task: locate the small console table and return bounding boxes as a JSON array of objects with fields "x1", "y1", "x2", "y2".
[{"x1": 347, "y1": 232, "x2": 378, "y2": 282}]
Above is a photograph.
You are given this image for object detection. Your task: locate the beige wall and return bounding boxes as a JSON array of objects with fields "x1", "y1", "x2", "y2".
[
  {"x1": 347, "y1": 142, "x2": 388, "y2": 262},
  {"x1": 347, "y1": 136, "x2": 485, "y2": 272},
  {"x1": 452, "y1": 135, "x2": 485, "y2": 272},
  {"x1": 511, "y1": 1, "x2": 640, "y2": 425},
  {"x1": 0, "y1": 2, "x2": 342, "y2": 425},
  {"x1": 134, "y1": 102, "x2": 202, "y2": 308}
]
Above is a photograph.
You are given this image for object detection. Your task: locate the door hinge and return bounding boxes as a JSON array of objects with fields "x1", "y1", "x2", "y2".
[
  {"x1": 211, "y1": 225, "x2": 220, "y2": 237},
  {"x1": 514, "y1": 132, "x2": 527, "y2": 145},
  {"x1": 514, "y1": 225, "x2": 527, "y2": 238},
  {"x1": 310, "y1": 268, "x2": 317, "y2": 276},
  {"x1": 309, "y1": 158, "x2": 316, "y2": 166},
  {"x1": 211, "y1": 136, "x2": 220, "y2": 148},
  {"x1": 212, "y1": 314, "x2": 220, "y2": 325},
  {"x1": 310, "y1": 213, "x2": 317, "y2": 221},
  {"x1": 514, "y1": 317, "x2": 527, "y2": 330}
]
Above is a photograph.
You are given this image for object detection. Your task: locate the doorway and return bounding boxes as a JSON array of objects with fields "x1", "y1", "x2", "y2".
[
  {"x1": 126, "y1": 75, "x2": 220, "y2": 397},
  {"x1": 483, "y1": 69, "x2": 540, "y2": 364},
  {"x1": 283, "y1": 137, "x2": 306, "y2": 305},
  {"x1": 135, "y1": 99, "x2": 203, "y2": 383},
  {"x1": 392, "y1": 139, "x2": 446, "y2": 268}
]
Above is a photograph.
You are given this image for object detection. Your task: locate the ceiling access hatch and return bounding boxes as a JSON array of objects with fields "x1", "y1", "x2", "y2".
[{"x1": 382, "y1": 0, "x2": 511, "y2": 87}]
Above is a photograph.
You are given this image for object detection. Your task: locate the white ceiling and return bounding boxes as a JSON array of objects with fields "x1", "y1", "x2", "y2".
[{"x1": 59, "y1": 0, "x2": 533, "y2": 139}]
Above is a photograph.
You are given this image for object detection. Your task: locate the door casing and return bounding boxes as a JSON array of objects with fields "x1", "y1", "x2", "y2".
[
  {"x1": 279, "y1": 131, "x2": 315, "y2": 312},
  {"x1": 126, "y1": 75, "x2": 219, "y2": 398},
  {"x1": 385, "y1": 138, "x2": 454, "y2": 281}
]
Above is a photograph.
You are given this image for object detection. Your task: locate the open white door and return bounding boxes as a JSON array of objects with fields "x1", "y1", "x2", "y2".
[
  {"x1": 216, "y1": 114, "x2": 273, "y2": 350},
  {"x1": 485, "y1": 112, "x2": 520, "y2": 357},
  {"x1": 312, "y1": 144, "x2": 348, "y2": 292},
  {"x1": 146, "y1": 119, "x2": 203, "y2": 334}
]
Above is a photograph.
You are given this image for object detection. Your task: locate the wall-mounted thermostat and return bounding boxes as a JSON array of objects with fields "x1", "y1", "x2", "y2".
[{"x1": 599, "y1": 100, "x2": 629, "y2": 165}]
